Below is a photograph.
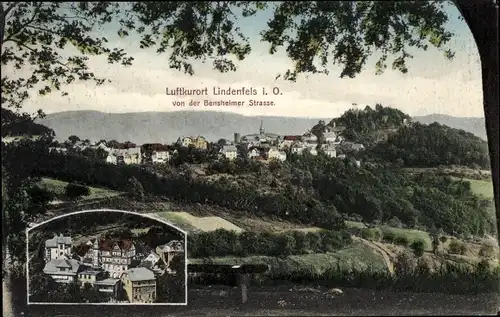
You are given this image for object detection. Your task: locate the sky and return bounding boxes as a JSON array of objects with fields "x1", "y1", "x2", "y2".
[{"x1": 8, "y1": 1, "x2": 484, "y2": 119}]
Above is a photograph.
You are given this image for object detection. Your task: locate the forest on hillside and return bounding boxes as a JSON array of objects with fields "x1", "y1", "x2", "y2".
[
  {"x1": 367, "y1": 122, "x2": 490, "y2": 169},
  {"x1": 323, "y1": 105, "x2": 490, "y2": 169},
  {"x1": 9, "y1": 141, "x2": 493, "y2": 239}
]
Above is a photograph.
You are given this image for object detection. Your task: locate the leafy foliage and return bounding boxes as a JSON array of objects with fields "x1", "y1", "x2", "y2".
[
  {"x1": 332, "y1": 104, "x2": 411, "y2": 145},
  {"x1": 189, "y1": 229, "x2": 351, "y2": 258},
  {"x1": 1, "y1": 1, "x2": 455, "y2": 112},
  {"x1": 33, "y1": 146, "x2": 494, "y2": 239},
  {"x1": 128, "y1": 177, "x2": 145, "y2": 201},
  {"x1": 28, "y1": 274, "x2": 107, "y2": 303},
  {"x1": 64, "y1": 181, "x2": 90, "y2": 200},
  {"x1": 1, "y1": 2, "x2": 133, "y2": 109},
  {"x1": 367, "y1": 122, "x2": 490, "y2": 169}
]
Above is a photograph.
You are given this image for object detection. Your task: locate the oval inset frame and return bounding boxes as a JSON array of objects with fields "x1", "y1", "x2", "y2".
[{"x1": 26, "y1": 209, "x2": 188, "y2": 306}]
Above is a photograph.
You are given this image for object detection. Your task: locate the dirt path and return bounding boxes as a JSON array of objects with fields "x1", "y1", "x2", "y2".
[{"x1": 353, "y1": 236, "x2": 395, "y2": 274}]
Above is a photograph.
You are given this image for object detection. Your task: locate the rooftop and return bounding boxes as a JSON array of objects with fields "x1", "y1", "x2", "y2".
[
  {"x1": 43, "y1": 259, "x2": 80, "y2": 274},
  {"x1": 95, "y1": 278, "x2": 120, "y2": 286},
  {"x1": 98, "y1": 239, "x2": 135, "y2": 252},
  {"x1": 45, "y1": 234, "x2": 72, "y2": 248},
  {"x1": 79, "y1": 269, "x2": 103, "y2": 276},
  {"x1": 221, "y1": 145, "x2": 238, "y2": 152},
  {"x1": 158, "y1": 240, "x2": 184, "y2": 252},
  {"x1": 125, "y1": 267, "x2": 155, "y2": 282}
]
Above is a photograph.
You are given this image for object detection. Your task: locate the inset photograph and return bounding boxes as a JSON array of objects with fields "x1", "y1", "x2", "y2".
[{"x1": 26, "y1": 210, "x2": 187, "y2": 305}]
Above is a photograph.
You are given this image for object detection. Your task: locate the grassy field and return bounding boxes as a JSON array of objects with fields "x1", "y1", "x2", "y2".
[
  {"x1": 153, "y1": 211, "x2": 244, "y2": 233},
  {"x1": 189, "y1": 241, "x2": 388, "y2": 275},
  {"x1": 461, "y1": 178, "x2": 495, "y2": 199},
  {"x1": 40, "y1": 177, "x2": 122, "y2": 201}
]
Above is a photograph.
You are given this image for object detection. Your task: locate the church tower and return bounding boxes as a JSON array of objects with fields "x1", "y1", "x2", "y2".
[
  {"x1": 259, "y1": 120, "x2": 265, "y2": 135},
  {"x1": 92, "y1": 239, "x2": 99, "y2": 267}
]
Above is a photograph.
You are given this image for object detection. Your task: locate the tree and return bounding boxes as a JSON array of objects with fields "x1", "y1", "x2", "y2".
[
  {"x1": 410, "y1": 240, "x2": 426, "y2": 258},
  {"x1": 64, "y1": 182, "x2": 90, "y2": 200},
  {"x1": 128, "y1": 177, "x2": 145, "y2": 201},
  {"x1": 156, "y1": 255, "x2": 185, "y2": 303},
  {"x1": 68, "y1": 135, "x2": 80, "y2": 145},
  {"x1": 1, "y1": 2, "x2": 456, "y2": 114}
]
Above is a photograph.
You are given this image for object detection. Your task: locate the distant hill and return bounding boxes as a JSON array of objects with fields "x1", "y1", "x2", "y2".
[
  {"x1": 36, "y1": 110, "x2": 488, "y2": 144},
  {"x1": 37, "y1": 111, "x2": 327, "y2": 144},
  {"x1": 413, "y1": 114, "x2": 486, "y2": 141}
]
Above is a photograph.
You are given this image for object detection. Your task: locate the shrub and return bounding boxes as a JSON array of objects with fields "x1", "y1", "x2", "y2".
[
  {"x1": 64, "y1": 182, "x2": 90, "y2": 200},
  {"x1": 448, "y1": 239, "x2": 467, "y2": 255},
  {"x1": 361, "y1": 227, "x2": 383, "y2": 242},
  {"x1": 361, "y1": 228, "x2": 374, "y2": 240},
  {"x1": 371, "y1": 228, "x2": 383, "y2": 242},
  {"x1": 388, "y1": 217, "x2": 404, "y2": 228},
  {"x1": 410, "y1": 240, "x2": 426, "y2": 257},
  {"x1": 291, "y1": 231, "x2": 310, "y2": 254},
  {"x1": 382, "y1": 231, "x2": 396, "y2": 243},
  {"x1": 478, "y1": 244, "x2": 496, "y2": 259},
  {"x1": 128, "y1": 177, "x2": 145, "y2": 201},
  {"x1": 394, "y1": 235, "x2": 410, "y2": 246}
]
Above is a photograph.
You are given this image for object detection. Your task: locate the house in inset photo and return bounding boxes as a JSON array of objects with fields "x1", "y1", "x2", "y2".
[{"x1": 27, "y1": 209, "x2": 187, "y2": 305}]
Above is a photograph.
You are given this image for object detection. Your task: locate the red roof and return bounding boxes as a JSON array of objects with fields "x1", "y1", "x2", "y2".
[{"x1": 283, "y1": 136, "x2": 302, "y2": 141}]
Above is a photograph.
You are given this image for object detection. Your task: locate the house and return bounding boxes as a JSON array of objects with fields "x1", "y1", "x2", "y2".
[
  {"x1": 220, "y1": 145, "x2": 238, "y2": 160},
  {"x1": 121, "y1": 267, "x2": 157, "y2": 303},
  {"x1": 176, "y1": 136, "x2": 208, "y2": 150},
  {"x1": 247, "y1": 148, "x2": 261, "y2": 159},
  {"x1": 280, "y1": 136, "x2": 303, "y2": 148},
  {"x1": 338, "y1": 154, "x2": 347, "y2": 159},
  {"x1": 109, "y1": 146, "x2": 141, "y2": 165},
  {"x1": 308, "y1": 147, "x2": 318, "y2": 156},
  {"x1": 48, "y1": 147, "x2": 67, "y2": 154},
  {"x1": 106, "y1": 154, "x2": 118, "y2": 165},
  {"x1": 155, "y1": 240, "x2": 184, "y2": 272},
  {"x1": 94, "y1": 278, "x2": 121, "y2": 301},
  {"x1": 43, "y1": 258, "x2": 81, "y2": 284},
  {"x1": 45, "y1": 234, "x2": 72, "y2": 263},
  {"x1": 267, "y1": 147, "x2": 286, "y2": 162},
  {"x1": 151, "y1": 150, "x2": 171, "y2": 164},
  {"x1": 352, "y1": 143, "x2": 365, "y2": 151},
  {"x1": 91, "y1": 142, "x2": 112, "y2": 153},
  {"x1": 302, "y1": 132, "x2": 317, "y2": 143},
  {"x1": 123, "y1": 152, "x2": 141, "y2": 165},
  {"x1": 85, "y1": 239, "x2": 137, "y2": 278},
  {"x1": 324, "y1": 131, "x2": 337, "y2": 143},
  {"x1": 290, "y1": 142, "x2": 307, "y2": 155},
  {"x1": 138, "y1": 252, "x2": 164, "y2": 276},
  {"x1": 142, "y1": 252, "x2": 160, "y2": 265},
  {"x1": 321, "y1": 144, "x2": 337, "y2": 158},
  {"x1": 78, "y1": 268, "x2": 106, "y2": 285}
]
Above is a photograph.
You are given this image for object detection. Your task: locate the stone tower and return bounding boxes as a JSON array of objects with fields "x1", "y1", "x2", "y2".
[{"x1": 92, "y1": 239, "x2": 99, "y2": 267}]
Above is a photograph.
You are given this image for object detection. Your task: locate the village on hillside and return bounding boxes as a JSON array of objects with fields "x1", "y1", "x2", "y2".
[
  {"x1": 46, "y1": 119, "x2": 367, "y2": 166},
  {"x1": 29, "y1": 230, "x2": 185, "y2": 304}
]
